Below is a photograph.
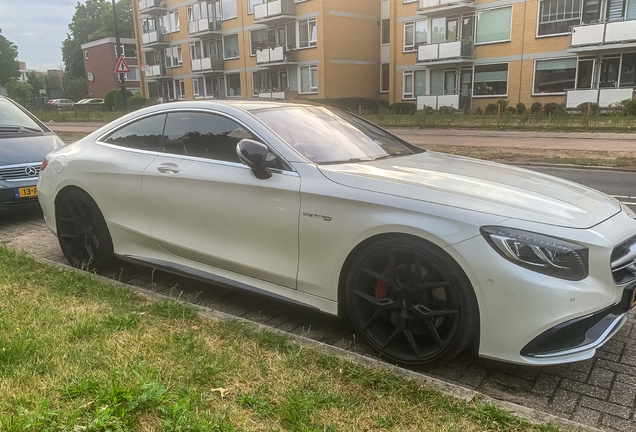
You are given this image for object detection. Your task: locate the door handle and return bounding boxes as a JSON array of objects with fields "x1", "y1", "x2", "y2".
[{"x1": 157, "y1": 163, "x2": 180, "y2": 174}]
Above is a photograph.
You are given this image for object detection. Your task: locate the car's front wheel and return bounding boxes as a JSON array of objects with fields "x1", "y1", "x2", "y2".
[
  {"x1": 345, "y1": 236, "x2": 479, "y2": 365},
  {"x1": 55, "y1": 189, "x2": 115, "y2": 270}
]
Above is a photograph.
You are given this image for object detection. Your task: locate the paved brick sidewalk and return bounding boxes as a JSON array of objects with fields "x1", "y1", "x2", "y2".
[{"x1": 3, "y1": 207, "x2": 636, "y2": 431}]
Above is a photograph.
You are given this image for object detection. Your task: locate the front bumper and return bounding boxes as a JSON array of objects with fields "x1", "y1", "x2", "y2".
[{"x1": 0, "y1": 181, "x2": 40, "y2": 207}]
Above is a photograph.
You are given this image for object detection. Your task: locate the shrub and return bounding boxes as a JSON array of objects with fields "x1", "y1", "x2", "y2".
[
  {"x1": 506, "y1": 106, "x2": 516, "y2": 114},
  {"x1": 103, "y1": 90, "x2": 118, "y2": 111},
  {"x1": 530, "y1": 102, "x2": 543, "y2": 114},
  {"x1": 515, "y1": 102, "x2": 526, "y2": 115},
  {"x1": 473, "y1": 107, "x2": 483, "y2": 115},
  {"x1": 577, "y1": 102, "x2": 600, "y2": 116},
  {"x1": 388, "y1": 102, "x2": 417, "y2": 115},
  {"x1": 484, "y1": 103, "x2": 498, "y2": 115},
  {"x1": 497, "y1": 98, "x2": 509, "y2": 111},
  {"x1": 126, "y1": 93, "x2": 158, "y2": 111},
  {"x1": 419, "y1": 105, "x2": 435, "y2": 115},
  {"x1": 621, "y1": 99, "x2": 636, "y2": 116},
  {"x1": 544, "y1": 102, "x2": 564, "y2": 116},
  {"x1": 438, "y1": 105, "x2": 455, "y2": 115},
  {"x1": 311, "y1": 97, "x2": 388, "y2": 113},
  {"x1": 114, "y1": 89, "x2": 134, "y2": 111}
]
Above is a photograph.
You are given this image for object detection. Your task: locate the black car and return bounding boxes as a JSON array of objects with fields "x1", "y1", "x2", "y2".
[{"x1": 0, "y1": 96, "x2": 64, "y2": 208}]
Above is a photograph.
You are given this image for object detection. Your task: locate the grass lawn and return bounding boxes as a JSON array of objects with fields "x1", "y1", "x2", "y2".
[
  {"x1": 34, "y1": 110, "x2": 124, "y2": 124},
  {"x1": 0, "y1": 247, "x2": 562, "y2": 431}
]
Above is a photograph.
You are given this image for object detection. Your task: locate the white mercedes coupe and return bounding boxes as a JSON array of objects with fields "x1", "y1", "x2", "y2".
[{"x1": 38, "y1": 101, "x2": 636, "y2": 366}]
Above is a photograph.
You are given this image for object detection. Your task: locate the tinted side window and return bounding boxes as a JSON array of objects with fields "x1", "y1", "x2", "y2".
[
  {"x1": 103, "y1": 114, "x2": 166, "y2": 150},
  {"x1": 162, "y1": 112, "x2": 254, "y2": 163}
]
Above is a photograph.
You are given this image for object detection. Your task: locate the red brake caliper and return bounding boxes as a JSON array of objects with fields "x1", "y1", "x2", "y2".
[{"x1": 374, "y1": 267, "x2": 391, "y2": 299}]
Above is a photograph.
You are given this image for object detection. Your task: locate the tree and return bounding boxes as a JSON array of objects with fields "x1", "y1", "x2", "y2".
[
  {"x1": 63, "y1": 77, "x2": 88, "y2": 102},
  {"x1": 0, "y1": 28, "x2": 19, "y2": 86},
  {"x1": 62, "y1": 0, "x2": 134, "y2": 79},
  {"x1": 5, "y1": 78, "x2": 33, "y2": 106},
  {"x1": 28, "y1": 71, "x2": 44, "y2": 96}
]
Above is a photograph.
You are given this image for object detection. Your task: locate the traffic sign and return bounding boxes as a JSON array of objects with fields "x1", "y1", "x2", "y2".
[{"x1": 114, "y1": 56, "x2": 131, "y2": 74}]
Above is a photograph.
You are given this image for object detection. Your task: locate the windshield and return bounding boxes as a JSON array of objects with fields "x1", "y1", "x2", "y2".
[
  {"x1": 0, "y1": 98, "x2": 44, "y2": 132},
  {"x1": 252, "y1": 106, "x2": 419, "y2": 164}
]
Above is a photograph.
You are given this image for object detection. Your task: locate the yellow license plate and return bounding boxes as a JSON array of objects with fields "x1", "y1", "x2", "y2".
[
  {"x1": 631, "y1": 290, "x2": 636, "y2": 309},
  {"x1": 14, "y1": 187, "x2": 37, "y2": 198}
]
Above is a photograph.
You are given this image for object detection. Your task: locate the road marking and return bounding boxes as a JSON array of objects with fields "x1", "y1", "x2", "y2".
[
  {"x1": 612, "y1": 195, "x2": 630, "y2": 199},
  {"x1": 622, "y1": 202, "x2": 636, "y2": 206}
]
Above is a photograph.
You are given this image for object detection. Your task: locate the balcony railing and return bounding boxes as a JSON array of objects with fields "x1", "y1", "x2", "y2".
[
  {"x1": 256, "y1": 46, "x2": 296, "y2": 65},
  {"x1": 419, "y1": 0, "x2": 475, "y2": 10},
  {"x1": 188, "y1": 18, "x2": 222, "y2": 35},
  {"x1": 138, "y1": 0, "x2": 166, "y2": 13},
  {"x1": 417, "y1": 94, "x2": 471, "y2": 110},
  {"x1": 417, "y1": 40, "x2": 473, "y2": 62},
  {"x1": 571, "y1": 20, "x2": 636, "y2": 47},
  {"x1": 254, "y1": 0, "x2": 295, "y2": 21},
  {"x1": 141, "y1": 30, "x2": 167, "y2": 46},
  {"x1": 191, "y1": 56, "x2": 224, "y2": 72},
  {"x1": 144, "y1": 64, "x2": 167, "y2": 78},
  {"x1": 565, "y1": 88, "x2": 635, "y2": 108},
  {"x1": 257, "y1": 91, "x2": 287, "y2": 99}
]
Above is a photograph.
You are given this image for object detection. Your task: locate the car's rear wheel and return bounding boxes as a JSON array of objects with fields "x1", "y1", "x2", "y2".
[
  {"x1": 55, "y1": 189, "x2": 115, "y2": 270},
  {"x1": 345, "y1": 237, "x2": 478, "y2": 365}
]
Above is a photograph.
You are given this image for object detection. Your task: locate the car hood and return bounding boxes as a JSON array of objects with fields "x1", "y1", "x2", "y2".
[
  {"x1": 317, "y1": 151, "x2": 620, "y2": 229},
  {"x1": 0, "y1": 133, "x2": 59, "y2": 166}
]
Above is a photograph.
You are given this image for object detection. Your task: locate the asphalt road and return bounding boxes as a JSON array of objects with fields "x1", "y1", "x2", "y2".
[{"x1": 527, "y1": 166, "x2": 636, "y2": 209}]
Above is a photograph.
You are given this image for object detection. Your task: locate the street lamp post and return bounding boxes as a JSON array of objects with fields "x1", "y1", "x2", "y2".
[{"x1": 112, "y1": 0, "x2": 127, "y2": 111}]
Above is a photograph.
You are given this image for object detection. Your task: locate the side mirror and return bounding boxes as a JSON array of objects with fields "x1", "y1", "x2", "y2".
[{"x1": 236, "y1": 139, "x2": 272, "y2": 179}]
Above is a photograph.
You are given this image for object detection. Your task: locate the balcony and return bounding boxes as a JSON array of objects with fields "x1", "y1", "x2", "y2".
[
  {"x1": 254, "y1": 0, "x2": 295, "y2": 24},
  {"x1": 143, "y1": 64, "x2": 168, "y2": 80},
  {"x1": 417, "y1": 40, "x2": 473, "y2": 64},
  {"x1": 141, "y1": 30, "x2": 168, "y2": 50},
  {"x1": 256, "y1": 46, "x2": 297, "y2": 65},
  {"x1": 257, "y1": 91, "x2": 287, "y2": 99},
  {"x1": 138, "y1": 0, "x2": 166, "y2": 15},
  {"x1": 191, "y1": 56, "x2": 224, "y2": 72},
  {"x1": 565, "y1": 88, "x2": 635, "y2": 108},
  {"x1": 416, "y1": 94, "x2": 471, "y2": 110},
  {"x1": 418, "y1": 0, "x2": 475, "y2": 16},
  {"x1": 570, "y1": 20, "x2": 636, "y2": 52},
  {"x1": 188, "y1": 18, "x2": 222, "y2": 37}
]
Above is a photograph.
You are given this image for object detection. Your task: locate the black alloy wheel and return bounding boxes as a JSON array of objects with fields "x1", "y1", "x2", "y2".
[
  {"x1": 345, "y1": 237, "x2": 478, "y2": 365},
  {"x1": 55, "y1": 189, "x2": 115, "y2": 270}
]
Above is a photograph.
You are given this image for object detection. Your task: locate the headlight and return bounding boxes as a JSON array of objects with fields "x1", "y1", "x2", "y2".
[{"x1": 480, "y1": 226, "x2": 589, "y2": 281}]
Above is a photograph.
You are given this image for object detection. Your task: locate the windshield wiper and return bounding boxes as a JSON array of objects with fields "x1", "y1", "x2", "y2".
[{"x1": 0, "y1": 125, "x2": 42, "y2": 133}]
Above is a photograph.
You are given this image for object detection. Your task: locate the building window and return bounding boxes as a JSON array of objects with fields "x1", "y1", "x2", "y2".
[
  {"x1": 534, "y1": 58, "x2": 577, "y2": 94},
  {"x1": 403, "y1": 70, "x2": 427, "y2": 100},
  {"x1": 403, "y1": 70, "x2": 414, "y2": 99},
  {"x1": 84, "y1": 51, "x2": 89, "y2": 60},
  {"x1": 475, "y1": 7, "x2": 512, "y2": 44},
  {"x1": 538, "y1": 0, "x2": 582, "y2": 36},
  {"x1": 253, "y1": 69, "x2": 288, "y2": 95},
  {"x1": 381, "y1": 63, "x2": 390, "y2": 93},
  {"x1": 299, "y1": 65, "x2": 318, "y2": 93},
  {"x1": 620, "y1": 52, "x2": 636, "y2": 87},
  {"x1": 600, "y1": 55, "x2": 620, "y2": 88},
  {"x1": 193, "y1": 76, "x2": 205, "y2": 97},
  {"x1": 404, "y1": 21, "x2": 428, "y2": 52},
  {"x1": 166, "y1": 45, "x2": 182, "y2": 67},
  {"x1": 250, "y1": 28, "x2": 269, "y2": 55},
  {"x1": 473, "y1": 63, "x2": 509, "y2": 96},
  {"x1": 226, "y1": 73, "x2": 241, "y2": 97},
  {"x1": 381, "y1": 19, "x2": 390, "y2": 44},
  {"x1": 221, "y1": 0, "x2": 237, "y2": 20},
  {"x1": 298, "y1": 18, "x2": 317, "y2": 48},
  {"x1": 249, "y1": 0, "x2": 265, "y2": 13},
  {"x1": 162, "y1": 10, "x2": 180, "y2": 33},
  {"x1": 124, "y1": 44, "x2": 137, "y2": 57},
  {"x1": 125, "y1": 66, "x2": 140, "y2": 81},
  {"x1": 223, "y1": 34, "x2": 239, "y2": 59},
  {"x1": 173, "y1": 79, "x2": 185, "y2": 100}
]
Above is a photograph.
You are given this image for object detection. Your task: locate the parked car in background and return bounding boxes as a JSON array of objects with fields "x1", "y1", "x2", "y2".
[
  {"x1": 76, "y1": 98, "x2": 104, "y2": 106},
  {"x1": 0, "y1": 96, "x2": 64, "y2": 208},
  {"x1": 37, "y1": 101, "x2": 636, "y2": 366},
  {"x1": 51, "y1": 99, "x2": 75, "y2": 111}
]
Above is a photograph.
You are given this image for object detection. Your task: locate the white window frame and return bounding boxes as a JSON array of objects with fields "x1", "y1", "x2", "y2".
[
  {"x1": 248, "y1": 0, "x2": 265, "y2": 14},
  {"x1": 124, "y1": 66, "x2": 139, "y2": 81},
  {"x1": 163, "y1": 10, "x2": 179, "y2": 33},
  {"x1": 472, "y1": 62, "x2": 509, "y2": 98},
  {"x1": 298, "y1": 65, "x2": 318, "y2": 94},
  {"x1": 177, "y1": 78, "x2": 186, "y2": 100},
  {"x1": 223, "y1": 34, "x2": 240, "y2": 59},
  {"x1": 85, "y1": 51, "x2": 89, "y2": 60},
  {"x1": 535, "y1": 0, "x2": 582, "y2": 38},
  {"x1": 474, "y1": 6, "x2": 513, "y2": 46},
  {"x1": 380, "y1": 63, "x2": 390, "y2": 94},
  {"x1": 249, "y1": 27, "x2": 269, "y2": 57},
  {"x1": 297, "y1": 18, "x2": 317, "y2": 49},
  {"x1": 531, "y1": 57, "x2": 578, "y2": 96},
  {"x1": 403, "y1": 70, "x2": 415, "y2": 100},
  {"x1": 404, "y1": 0, "x2": 418, "y2": 3},
  {"x1": 221, "y1": 0, "x2": 237, "y2": 20},
  {"x1": 404, "y1": 22, "x2": 415, "y2": 52},
  {"x1": 225, "y1": 72, "x2": 242, "y2": 97}
]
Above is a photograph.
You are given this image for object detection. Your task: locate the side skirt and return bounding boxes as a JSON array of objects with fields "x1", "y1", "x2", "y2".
[{"x1": 120, "y1": 254, "x2": 321, "y2": 312}]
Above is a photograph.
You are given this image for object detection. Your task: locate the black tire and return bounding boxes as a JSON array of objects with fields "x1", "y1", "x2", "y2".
[
  {"x1": 55, "y1": 189, "x2": 116, "y2": 270},
  {"x1": 345, "y1": 236, "x2": 479, "y2": 365}
]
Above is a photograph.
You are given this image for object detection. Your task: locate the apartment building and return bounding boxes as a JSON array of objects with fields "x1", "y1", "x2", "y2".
[
  {"x1": 133, "y1": 0, "x2": 381, "y2": 102},
  {"x1": 384, "y1": 0, "x2": 636, "y2": 110},
  {"x1": 81, "y1": 38, "x2": 141, "y2": 98}
]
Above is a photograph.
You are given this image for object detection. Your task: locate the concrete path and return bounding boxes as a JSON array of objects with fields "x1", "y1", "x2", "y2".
[{"x1": 48, "y1": 122, "x2": 636, "y2": 153}]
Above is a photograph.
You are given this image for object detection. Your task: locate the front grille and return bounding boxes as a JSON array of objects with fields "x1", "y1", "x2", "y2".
[
  {"x1": 0, "y1": 164, "x2": 41, "y2": 181},
  {"x1": 611, "y1": 236, "x2": 636, "y2": 284}
]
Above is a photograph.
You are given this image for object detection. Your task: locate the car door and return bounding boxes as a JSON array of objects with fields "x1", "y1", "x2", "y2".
[{"x1": 142, "y1": 110, "x2": 301, "y2": 289}]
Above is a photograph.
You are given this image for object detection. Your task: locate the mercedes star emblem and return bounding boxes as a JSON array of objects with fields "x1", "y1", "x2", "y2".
[{"x1": 25, "y1": 166, "x2": 38, "y2": 177}]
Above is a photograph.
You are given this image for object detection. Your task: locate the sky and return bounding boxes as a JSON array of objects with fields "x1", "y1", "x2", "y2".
[{"x1": 0, "y1": 0, "x2": 78, "y2": 71}]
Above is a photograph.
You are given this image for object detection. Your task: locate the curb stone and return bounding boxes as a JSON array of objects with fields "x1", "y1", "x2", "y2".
[{"x1": 32, "y1": 255, "x2": 602, "y2": 432}]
